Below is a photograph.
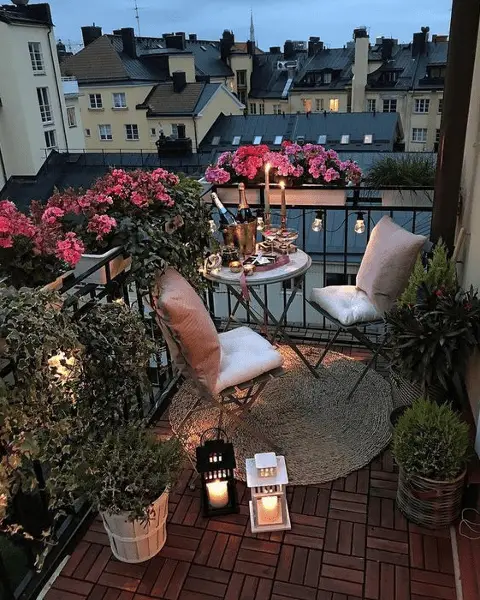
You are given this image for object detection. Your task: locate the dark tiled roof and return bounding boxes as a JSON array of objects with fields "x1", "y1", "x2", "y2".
[
  {"x1": 139, "y1": 82, "x2": 223, "y2": 116},
  {"x1": 200, "y1": 112, "x2": 402, "y2": 153},
  {"x1": 0, "y1": 3, "x2": 52, "y2": 26}
]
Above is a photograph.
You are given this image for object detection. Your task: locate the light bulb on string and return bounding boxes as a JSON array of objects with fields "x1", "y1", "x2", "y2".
[
  {"x1": 312, "y1": 210, "x2": 323, "y2": 233},
  {"x1": 209, "y1": 219, "x2": 217, "y2": 234},
  {"x1": 354, "y1": 212, "x2": 365, "y2": 235},
  {"x1": 256, "y1": 209, "x2": 265, "y2": 231}
]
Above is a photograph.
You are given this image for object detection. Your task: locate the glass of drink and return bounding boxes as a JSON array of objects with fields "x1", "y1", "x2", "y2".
[{"x1": 262, "y1": 226, "x2": 280, "y2": 254}]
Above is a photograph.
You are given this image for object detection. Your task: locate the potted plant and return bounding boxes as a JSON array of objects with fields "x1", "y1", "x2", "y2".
[
  {"x1": 0, "y1": 200, "x2": 84, "y2": 290},
  {"x1": 70, "y1": 426, "x2": 183, "y2": 563},
  {"x1": 393, "y1": 399, "x2": 470, "y2": 528},
  {"x1": 365, "y1": 155, "x2": 435, "y2": 207}
]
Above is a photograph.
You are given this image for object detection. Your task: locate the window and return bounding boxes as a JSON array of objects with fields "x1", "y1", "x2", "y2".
[
  {"x1": 85, "y1": 128, "x2": 91, "y2": 137},
  {"x1": 273, "y1": 104, "x2": 281, "y2": 115},
  {"x1": 364, "y1": 134, "x2": 373, "y2": 144},
  {"x1": 125, "y1": 124, "x2": 139, "y2": 140},
  {"x1": 98, "y1": 124, "x2": 113, "y2": 140},
  {"x1": 414, "y1": 98, "x2": 430, "y2": 113},
  {"x1": 380, "y1": 70, "x2": 398, "y2": 83},
  {"x1": 238, "y1": 90, "x2": 247, "y2": 105},
  {"x1": 236, "y1": 70, "x2": 247, "y2": 87},
  {"x1": 37, "y1": 87, "x2": 52, "y2": 123},
  {"x1": 340, "y1": 134, "x2": 350, "y2": 144},
  {"x1": 212, "y1": 136, "x2": 221, "y2": 145},
  {"x1": 259, "y1": 104, "x2": 265, "y2": 115},
  {"x1": 438, "y1": 98, "x2": 443, "y2": 114},
  {"x1": 89, "y1": 94, "x2": 103, "y2": 109},
  {"x1": 28, "y1": 42, "x2": 44, "y2": 73},
  {"x1": 44, "y1": 129, "x2": 57, "y2": 149},
  {"x1": 329, "y1": 98, "x2": 339, "y2": 112},
  {"x1": 171, "y1": 123, "x2": 186, "y2": 139},
  {"x1": 67, "y1": 106, "x2": 77, "y2": 128},
  {"x1": 428, "y1": 66, "x2": 446, "y2": 79},
  {"x1": 253, "y1": 135, "x2": 262, "y2": 145},
  {"x1": 302, "y1": 98, "x2": 312, "y2": 113},
  {"x1": 317, "y1": 134, "x2": 327, "y2": 144},
  {"x1": 112, "y1": 92, "x2": 127, "y2": 109},
  {"x1": 383, "y1": 99, "x2": 397, "y2": 112},
  {"x1": 150, "y1": 127, "x2": 156, "y2": 136},
  {"x1": 249, "y1": 103, "x2": 257, "y2": 114},
  {"x1": 323, "y1": 72, "x2": 332, "y2": 84},
  {"x1": 367, "y1": 99, "x2": 376, "y2": 112},
  {"x1": 316, "y1": 98, "x2": 324, "y2": 112},
  {"x1": 232, "y1": 136, "x2": 241, "y2": 145},
  {"x1": 412, "y1": 127, "x2": 427, "y2": 143},
  {"x1": 274, "y1": 135, "x2": 283, "y2": 145},
  {"x1": 435, "y1": 128, "x2": 441, "y2": 143}
]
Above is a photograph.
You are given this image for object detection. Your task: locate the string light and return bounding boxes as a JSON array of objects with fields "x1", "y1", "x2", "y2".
[
  {"x1": 256, "y1": 209, "x2": 265, "y2": 231},
  {"x1": 354, "y1": 212, "x2": 366, "y2": 235},
  {"x1": 209, "y1": 219, "x2": 217, "y2": 234},
  {"x1": 312, "y1": 210, "x2": 323, "y2": 233}
]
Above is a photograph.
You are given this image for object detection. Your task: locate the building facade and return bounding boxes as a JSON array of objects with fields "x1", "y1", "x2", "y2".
[{"x1": 0, "y1": 2, "x2": 84, "y2": 192}]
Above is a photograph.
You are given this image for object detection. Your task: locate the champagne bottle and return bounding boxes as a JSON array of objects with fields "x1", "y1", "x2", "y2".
[
  {"x1": 237, "y1": 183, "x2": 255, "y2": 223},
  {"x1": 211, "y1": 192, "x2": 236, "y2": 226}
]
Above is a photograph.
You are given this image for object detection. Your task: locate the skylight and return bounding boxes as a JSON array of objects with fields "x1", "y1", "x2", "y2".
[
  {"x1": 212, "y1": 136, "x2": 221, "y2": 145},
  {"x1": 340, "y1": 134, "x2": 350, "y2": 144},
  {"x1": 274, "y1": 135, "x2": 283, "y2": 145},
  {"x1": 200, "y1": 45, "x2": 207, "y2": 51},
  {"x1": 232, "y1": 136, "x2": 241, "y2": 145},
  {"x1": 296, "y1": 135, "x2": 305, "y2": 143},
  {"x1": 253, "y1": 135, "x2": 262, "y2": 145},
  {"x1": 364, "y1": 134, "x2": 373, "y2": 144},
  {"x1": 317, "y1": 134, "x2": 327, "y2": 144}
]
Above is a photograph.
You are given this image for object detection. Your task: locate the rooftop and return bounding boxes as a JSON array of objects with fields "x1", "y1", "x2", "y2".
[
  {"x1": 138, "y1": 81, "x2": 230, "y2": 116},
  {"x1": 0, "y1": 2, "x2": 53, "y2": 26}
]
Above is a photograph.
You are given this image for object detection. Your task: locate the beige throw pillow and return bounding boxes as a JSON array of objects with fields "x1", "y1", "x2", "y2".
[
  {"x1": 153, "y1": 268, "x2": 221, "y2": 394},
  {"x1": 356, "y1": 216, "x2": 426, "y2": 313}
]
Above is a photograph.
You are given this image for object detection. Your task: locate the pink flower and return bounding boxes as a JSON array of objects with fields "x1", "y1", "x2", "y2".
[
  {"x1": 205, "y1": 166, "x2": 231, "y2": 184},
  {"x1": 0, "y1": 236, "x2": 13, "y2": 248},
  {"x1": 87, "y1": 214, "x2": 117, "y2": 241},
  {"x1": 42, "y1": 207, "x2": 65, "y2": 225},
  {"x1": 324, "y1": 168, "x2": 340, "y2": 183},
  {"x1": 217, "y1": 152, "x2": 233, "y2": 167},
  {"x1": 131, "y1": 191, "x2": 149, "y2": 208},
  {"x1": 0, "y1": 216, "x2": 12, "y2": 234},
  {"x1": 55, "y1": 232, "x2": 84, "y2": 266}
]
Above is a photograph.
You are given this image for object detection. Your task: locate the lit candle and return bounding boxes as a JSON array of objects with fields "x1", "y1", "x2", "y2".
[
  {"x1": 206, "y1": 480, "x2": 229, "y2": 509},
  {"x1": 243, "y1": 263, "x2": 255, "y2": 276},
  {"x1": 280, "y1": 181, "x2": 287, "y2": 230},
  {"x1": 229, "y1": 261, "x2": 243, "y2": 273},
  {"x1": 259, "y1": 496, "x2": 280, "y2": 523},
  {"x1": 264, "y1": 163, "x2": 271, "y2": 224}
]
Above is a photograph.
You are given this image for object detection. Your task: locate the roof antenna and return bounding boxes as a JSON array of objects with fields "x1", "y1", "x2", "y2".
[{"x1": 134, "y1": 0, "x2": 141, "y2": 36}]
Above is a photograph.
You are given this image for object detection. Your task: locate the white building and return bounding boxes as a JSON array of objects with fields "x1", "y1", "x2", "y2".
[{"x1": 0, "y1": 2, "x2": 84, "y2": 193}]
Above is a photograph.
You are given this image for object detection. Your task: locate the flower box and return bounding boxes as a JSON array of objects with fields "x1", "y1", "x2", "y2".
[
  {"x1": 381, "y1": 190, "x2": 432, "y2": 208},
  {"x1": 269, "y1": 186, "x2": 346, "y2": 206},
  {"x1": 214, "y1": 186, "x2": 261, "y2": 206},
  {"x1": 74, "y1": 247, "x2": 132, "y2": 285}
]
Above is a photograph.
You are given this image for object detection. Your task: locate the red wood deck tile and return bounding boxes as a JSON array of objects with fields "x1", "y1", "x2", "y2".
[
  {"x1": 234, "y1": 559, "x2": 276, "y2": 579},
  {"x1": 423, "y1": 535, "x2": 440, "y2": 571},
  {"x1": 315, "y1": 489, "x2": 331, "y2": 517},
  {"x1": 255, "y1": 578, "x2": 272, "y2": 600},
  {"x1": 303, "y1": 488, "x2": 318, "y2": 516},
  {"x1": 97, "y1": 573, "x2": 140, "y2": 593},
  {"x1": 46, "y1": 590, "x2": 86, "y2": 600},
  {"x1": 410, "y1": 581, "x2": 456, "y2": 599},
  {"x1": 364, "y1": 560, "x2": 379, "y2": 600},
  {"x1": 165, "y1": 562, "x2": 190, "y2": 600},
  {"x1": 290, "y1": 547, "x2": 309, "y2": 584},
  {"x1": 338, "y1": 521, "x2": 353, "y2": 555},
  {"x1": 239, "y1": 575, "x2": 258, "y2": 600},
  {"x1": 62, "y1": 541, "x2": 90, "y2": 577},
  {"x1": 304, "y1": 549, "x2": 322, "y2": 588},
  {"x1": 183, "y1": 577, "x2": 228, "y2": 598},
  {"x1": 273, "y1": 581, "x2": 317, "y2": 600},
  {"x1": 85, "y1": 547, "x2": 112, "y2": 583},
  {"x1": 322, "y1": 552, "x2": 364, "y2": 571},
  {"x1": 291, "y1": 486, "x2": 307, "y2": 514},
  {"x1": 225, "y1": 573, "x2": 245, "y2": 600},
  {"x1": 104, "y1": 560, "x2": 146, "y2": 580},
  {"x1": 136, "y1": 555, "x2": 165, "y2": 595},
  {"x1": 318, "y1": 577, "x2": 363, "y2": 597},
  {"x1": 351, "y1": 524, "x2": 366, "y2": 557},
  {"x1": 237, "y1": 547, "x2": 278, "y2": 567},
  {"x1": 207, "y1": 533, "x2": 229, "y2": 568},
  {"x1": 276, "y1": 543, "x2": 295, "y2": 582},
  {"x1": 150, "y1": 558, "x2": 178, "y2": 597},
  {"x1": 395, "y1": 565, "x2": 410, "y2": 600},
  {"x1": 324, "y1": 519, "x2": 339, "y2": 552},
  {"x1": 380, "y1": 563, "x2": 395, "y2": 599},
  {"x1": 53, "y1": 576, "x2": 93, "y2": 596},
  {"x1": 321, "y1": 564, "x2": 364, "y2": 584},
  {"x1": 87, "y1": 584, "x2": 108, "y2": 600},
  {"x1": 74, "y1": 544, "x2": 103, "y2": 579}
]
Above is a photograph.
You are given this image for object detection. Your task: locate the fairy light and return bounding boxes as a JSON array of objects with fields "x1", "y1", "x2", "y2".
[
  {"x1": 312, "y1": 210, "x2": 323, "y2": 233},
  {"x1": 354, "y1": 212, "x2": 365, "y2": 235}
]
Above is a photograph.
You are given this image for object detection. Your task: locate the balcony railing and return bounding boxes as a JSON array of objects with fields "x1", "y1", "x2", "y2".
[{"x1": 61, "y1": 77, "x2": 79, "y2": 97}]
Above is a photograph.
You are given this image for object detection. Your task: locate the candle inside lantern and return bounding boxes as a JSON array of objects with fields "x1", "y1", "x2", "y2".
[
  {"x1": 206, "y1": 480, "x2": 229, "y2": 509},
  {"x1": 243, "y1": 263, "x2": 255, "y2": 276},
  {"x1": 259, "y1": 495, "x2": 280, "y2": 523},
  {"x1": 264, "y1": 163, "x2": 271, "y2": 221},
  {"x1": 280, "y1": 181, "x2": 287, "y2": 230},
  {"x1": 229, "y1": 261, "x2": 243, "y2": 273}
]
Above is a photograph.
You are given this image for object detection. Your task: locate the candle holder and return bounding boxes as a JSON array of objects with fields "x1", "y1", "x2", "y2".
[
  {"x1": 246, "y1": 452, "x2": 291, "y2": 533},
  {"x1": 196, "y1": 428, "x2": 238, "y2": 518}
]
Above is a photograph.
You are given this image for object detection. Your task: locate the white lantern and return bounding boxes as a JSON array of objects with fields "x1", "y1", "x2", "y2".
[{"x1": 245, "y1": 452, "x2": 291, "y2": 533}]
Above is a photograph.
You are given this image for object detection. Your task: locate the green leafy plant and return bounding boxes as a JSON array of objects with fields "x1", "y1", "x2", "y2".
[
  {"x1": 393, "y1": 399, "x2": 470, "y2": 480},
  {"x1": 399, "y1": 242, "x2": 457, "y2": 307},
  {"x1": 60, "y1": 426, "x2": 183, "y2": 520},
  {"x1": 366, "y1": 155, "x2": 436, "y2": 187}
]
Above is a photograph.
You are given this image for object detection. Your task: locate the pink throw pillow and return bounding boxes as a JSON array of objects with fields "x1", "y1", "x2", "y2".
[
  {"x1": 356, "y1": 216, "x2": 426, "y2": 312},
  {"x1": 153, "y1": 268, "x2": 221, "y2": 394}
]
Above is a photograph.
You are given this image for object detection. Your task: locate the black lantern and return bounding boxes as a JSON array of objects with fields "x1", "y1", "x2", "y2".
[{"x1": 196, "y1": 428, "x2": 238, "y2": 517}]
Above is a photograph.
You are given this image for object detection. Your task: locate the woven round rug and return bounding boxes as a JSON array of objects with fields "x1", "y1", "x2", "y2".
[{"x1": 169, "y1": 345, "x2": 393, "y2": 485}]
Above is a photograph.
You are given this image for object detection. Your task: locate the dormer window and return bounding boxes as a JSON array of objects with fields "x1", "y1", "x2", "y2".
[
  {"x1": 380, "y1": 70, "x2": 398, "y2": 83},
  {"x1": 427, "y1": 65, "x2": 446, "y2": 79}
]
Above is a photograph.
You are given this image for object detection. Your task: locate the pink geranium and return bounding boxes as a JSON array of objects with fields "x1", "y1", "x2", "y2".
[
  {"x1": 0, "y1": 200, "x2": 37, "y2": 248},
  {"x1": 87, "y1": 214, "x2": 117, "y2": 241},
  {"x1": 55, "y1": 232, "x2": 84, "y2": 266},
  {"x1": 42, "y1": 207, "x2": 65, "y2": 225},
  {"x1": 205, "y1": 166, "x2": 231, "y2": 184}
]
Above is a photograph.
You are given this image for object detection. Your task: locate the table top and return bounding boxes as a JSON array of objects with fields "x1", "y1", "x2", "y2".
[{"x1": 204, "y1": 248, "x2": 312, "y2": 287}]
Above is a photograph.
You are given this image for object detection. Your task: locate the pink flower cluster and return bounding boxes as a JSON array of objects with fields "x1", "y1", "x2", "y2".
[
  {"x1": 55, "y1": 232, "x2": 84, "y2": 265},
  {"x1": 0, "y1": 201, "x2": 36, "y2": 248},
  {"x1": 87, "y1": 214, "x2": 117, "y2": 241},
  {"x1": 205, "y1": 166, "x2": 231, "y2": 184}
]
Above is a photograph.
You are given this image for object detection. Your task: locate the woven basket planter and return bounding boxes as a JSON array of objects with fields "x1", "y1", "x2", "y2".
[
  {"x1": 390, "y1": 371, "x2": 445, "y2": 406},
  {"x1": 396, "y1": 468, "x2": 466, "y2": 529}
]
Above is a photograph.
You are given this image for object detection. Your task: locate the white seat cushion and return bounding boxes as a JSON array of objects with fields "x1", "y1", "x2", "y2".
[
  {"x1": 215, "y1": 327, "x2": 284, "y2": 394},
  {"x1": 310, "y1": 285, "x2": 382, "y2": 327}
]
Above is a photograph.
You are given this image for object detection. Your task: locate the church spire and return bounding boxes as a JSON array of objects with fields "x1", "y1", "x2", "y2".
[{"x1": 250, "y1": 9, "x2": 255, "y2": 44}]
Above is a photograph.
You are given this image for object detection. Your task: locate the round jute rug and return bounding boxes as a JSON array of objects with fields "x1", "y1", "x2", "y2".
[{"x1": 168, "y1": 345, "x2": 393, "y2": 485}]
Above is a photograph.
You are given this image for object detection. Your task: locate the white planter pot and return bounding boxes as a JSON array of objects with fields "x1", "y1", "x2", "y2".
[
  {"x1": 381, "y1": 190, "x2": 433, "y2": 208},
  {"x1": 74, "y1": 247, "x2": 132, "y2": 285},
  {"x1": 268, "y1": 187, "x2": 346, "y2": 206},
  {"x1": 101, "y1": 490, "x2": 169, "y2": 563},
  {"x1": 214, "y1": 186, "x2": 261, "y2": 206}
]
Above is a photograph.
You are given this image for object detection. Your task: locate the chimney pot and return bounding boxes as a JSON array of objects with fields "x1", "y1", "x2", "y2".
[
  {"x1": 284, "y1": 40, "x2": 295, "y2": 59},
  {"x1": 165, "y1": 33, "x2": 186, "y2": 50},
  {"x1": 121, "y1": 27, "x2": 136, "y2": 58},
  {"x1": 81, "y1": 25, "x2": 102, "y2": 47},
  {"x1": 189, "y1": 33, "x2": 197, "y2": 42},
  {"x1": 173, "y1": 71, "x2": 187, "y2": 93}
]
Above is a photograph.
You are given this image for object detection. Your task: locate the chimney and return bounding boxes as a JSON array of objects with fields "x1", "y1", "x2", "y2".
[
  {"x1": 412, "y1": 26, "x2": 429, "y2": 57},
  {"x1": 165, "y1": 33, "x2": 186, "y2": 50},
  {"x1": 173, "y1": 71, "x2": 187, "y2": 93},
  {"x1": 246, "y1": 40, "x2": 255, "y2": 56},
  {"x1": 308, "y1": 36, "x2": 324, "y2": 57},
  {"x1": 189, "y1": 33, "x2": 197, "y2": 42},
  {"x1": 81, "y1": 25, "x2": 102, "y2": 47},
  {"x1": 270, "y1": 46, "x2": 281, "y2": 53},
  {"x1": 351, "y1": 26, "x2": 369, "y2": 113},
  {"x1": 381, "y1": 38, "x2": 394, "y2": 61},
  {"x1": 121, "y1": 27, "x2": 136, "y2": 59},
  {"x1": 220, "y1": 29, "x2": 235, "y2": 62},
  {"x1": 284, "y1": 40, "x2": 295, "y2": 59}
]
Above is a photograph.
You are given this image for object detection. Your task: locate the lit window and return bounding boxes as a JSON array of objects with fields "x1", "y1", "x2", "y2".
[
  {"x1": 364, "y1": 134, "x2": 373, "y2": 144},
  {"x1": 98, "y1": 124, "x2": 113, "y2": 140},
  {"x1": 44, "y1": 129, "x2": 57, "y2": 149},
  {"x1": 383, "y1": 99, "x2": 397, "y2": 113},
  {"x1": 317, "y1": 134, "x2": 327, "y2": 144},
  {"x1": 340, "y1": 134, "x2": 350, "y2": 144},
  {"x1": 253, "y1": 136, "x2": 262, "y2": 145},
  {"x1": 438, "y1": 98, "x2": 443, "y2": 114},
  {"x1": 232, "y1": 136, "x2": 241, "y2": 145},
  {"x1": 414, "y1": 98, "x2": 430, "y2": 113},
  {"x1": 89, "y1": 94, "x2": 103, "y2": 109},
  {"x1": 125, "y1": 124, "x2": 139, "y2": 140},
  {"x1": 411, "y1": 128, "x2": 427, "y2": 143},
  {"x1": 29, "y1": 42, "x2": 44, "y2": 73},
  {"x1": 316, "y1": 98, "x2": 324, "y2": 111},
  {"x1": 274, "y1": 135, "x2": 283, "y2": 145},
  {"x1": 112, "y1": 92, "x2": 127, "y2": 108},
  {"x1": 212, "y1": 136, "x2": 221, "y2": 145},
  {"x1": 302, "y1": 98, "x2": 312, "y2": 113},
  {"x1": 37, "y1": 87, "x2": 52, "y2": 123},
  {"x1": 329, "y1": 98, "x2": 339, "y2": 112},
  {"x1": 67, "y1": 107, "x2": 77, "y2": 128},
  {"x1": 323, "y1": 72, "x2": 332, "y2": 84},
  {"x1": 236, "y1": 70, "x2": 247, "y2": 87},
  {"x1": 367, "y1": 99, "x2": 376, "y2": 112},
  {"x1": 249, "y1": 103, "x2": 257, "y2": 114},
  {"x1": 273, "y1": 104, "x2": 281, "y2": 115},
  {"x1": 259, "y1": 104, "x2": 265, "y2": 115},
  {"x1": 85, "y1": 128, "x2": 91, "y2": 137}
]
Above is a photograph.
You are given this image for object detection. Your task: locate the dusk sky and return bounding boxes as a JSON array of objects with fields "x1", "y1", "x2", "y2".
[{"x1": 47, "y1": 0, "x2": 452, "y2": 51}]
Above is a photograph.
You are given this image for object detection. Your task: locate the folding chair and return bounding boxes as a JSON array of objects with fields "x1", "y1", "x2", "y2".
[{"x1": 152, "y1": 269, "x2": 285, "y2": 453}]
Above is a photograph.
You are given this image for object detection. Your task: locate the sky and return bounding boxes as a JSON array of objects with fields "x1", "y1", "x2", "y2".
[{"x1": 47, "y1": 0, "x2": 452, "y2": 52}]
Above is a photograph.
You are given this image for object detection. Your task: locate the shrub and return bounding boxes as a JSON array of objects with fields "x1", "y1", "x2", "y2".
[
  {"x1": 393, "y1": 399, "x2": 470, "y2": 481},
  {"x1": 366, "y1": 155, "x2": 436, "y2": 187}
]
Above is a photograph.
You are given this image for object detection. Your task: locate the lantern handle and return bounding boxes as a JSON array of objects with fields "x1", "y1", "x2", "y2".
[{"x1": 200, "y1": 426, "x2": 230, "y2": 445}]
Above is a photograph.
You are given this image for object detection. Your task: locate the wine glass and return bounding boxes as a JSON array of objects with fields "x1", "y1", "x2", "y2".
[
  {"x1": 262, "y1": 226, "x2": 280, "y2": 254},
  {"x1": 276, "y1": 228, "x2": 299, "y2": 253}
]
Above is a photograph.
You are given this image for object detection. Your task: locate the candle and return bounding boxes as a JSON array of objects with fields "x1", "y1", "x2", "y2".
[
  {"x1": 280, "y1": 181, "x2": 287, "y2": 230},
  {"x1": 206, "y1": 480, "x2": 229, "y2": 509},
  {"x1": 264, "y1": 163, "x2": 271, "y2": 222},
  {"x1": 243, "y1": 263, "x2": 255, "y2": 276},
  {"x1": 229, "y1": 261, "x2": 242, "y2": 273},
  {"x1": 259, "y1": 495, "x2": 280, "y2": 523}
]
